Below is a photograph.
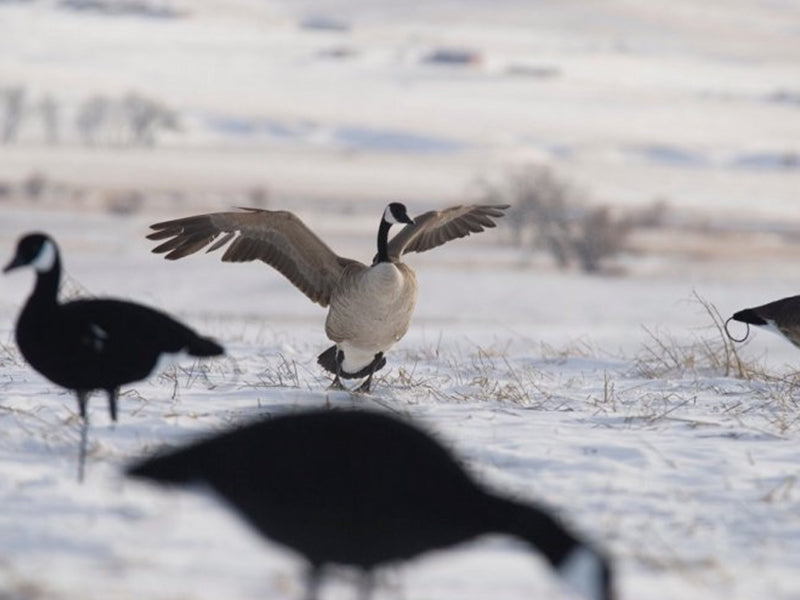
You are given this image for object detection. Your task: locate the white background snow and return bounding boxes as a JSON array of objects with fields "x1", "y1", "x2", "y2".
[{"x1": 1, "y1": 1, "x2": 800, "y2": 598}]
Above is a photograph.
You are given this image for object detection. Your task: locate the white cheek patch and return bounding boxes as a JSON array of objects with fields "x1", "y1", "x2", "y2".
[
  {"x1": 31, "y1": 239, "x2": 57, "y2": 273},
  {"x1": 558, "y1": 546, "x2": 606, "y2": 600},
  {"x1": 384, "y1": 204, "x2": 412, "y2": 225},
  {"x1": 89, "y1": 324, "x2": 108, "y2": 352},
  {"x1": 383, "y1": 205, "x2": 399, "y2": 224},
  {"x1": 763, "y1": 319, "x2": 784, "y2": 338}
]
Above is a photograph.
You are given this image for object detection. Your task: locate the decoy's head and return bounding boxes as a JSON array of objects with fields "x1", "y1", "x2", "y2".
[
  {"x1": 383, "y1": 203, "x2": 414, "y2": 226},
  {"x1": 3, "y1": 233, "x2": 59, "y2": 275}
]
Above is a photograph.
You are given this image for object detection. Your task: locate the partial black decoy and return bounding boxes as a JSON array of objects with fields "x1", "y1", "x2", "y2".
[
  {"x1": 128, "y1": 409, "x2": 614, "y2": 600},
  {"x1": 4, "y1": 232, "x2": 224, "y2": 481},
  {"x1": 147, "y1": 202, "x2": 509, "y2": 392},
  {"x1": 729, "y1": 295, "x2": 800, "y2": 348}
]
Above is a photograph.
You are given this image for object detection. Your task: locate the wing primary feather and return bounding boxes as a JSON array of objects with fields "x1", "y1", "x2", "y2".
[
  {"x1": 386, "y1": 203, "x2": 509, "y2": 258},
  {"x1": 151, "y1": 236, "x2": 186, "y2": 255},
  {"x1": 206, "y1": 231, "x2": 236, "y2": 253},
  {"x1": 147, "y1": 227, "x2": 180, "y2": 241},
  {"x1": 222, "y1": 236, "x2": 256, "y2": 262},
  {"x1": 165, "y1": 233, "x2": 217, "y2": 260},
  {"x1": 148, "y1": 207, "x2": 380, "y2": 307}
]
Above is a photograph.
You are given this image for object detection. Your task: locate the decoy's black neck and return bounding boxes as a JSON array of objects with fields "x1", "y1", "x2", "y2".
[
  {"x1": 30, "y1": 257, "x2": 61, "y2": 307},
  {"x1": 487, "y1": 495, "x2": 579, "y2": 567},
  {"x1": 375, "y1": 218, "x2": 392, "y2": 264}
]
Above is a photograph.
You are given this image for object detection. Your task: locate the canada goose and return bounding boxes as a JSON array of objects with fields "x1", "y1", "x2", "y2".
[
  {"x1": 147, "y1": 202, "x2": 509, "y2": 392},
  {"x1": 128, "y1": 409, "x2": 614, "y2": 600},
  {"x1": 729, "y1": 295, "x2": 800, "y2": 348},
  {"x1": 3, "y1": 232, "x2": 224, "y2": 481}
]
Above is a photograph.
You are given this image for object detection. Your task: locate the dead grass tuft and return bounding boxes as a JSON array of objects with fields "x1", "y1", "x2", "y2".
[{"x1": 633, "y1": 291, "x2": 761, "y2": 380}]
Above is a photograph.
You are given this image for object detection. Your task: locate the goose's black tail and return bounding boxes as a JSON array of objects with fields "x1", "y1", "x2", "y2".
[{"x1": 317, "y1": 345, "x2": 386, "y2": 379}]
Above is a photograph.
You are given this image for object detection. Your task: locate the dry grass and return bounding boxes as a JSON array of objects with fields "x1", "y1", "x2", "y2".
[
  {"x1": 241, "y1": 354, "x2": 304, "y2": 389},
  {"x1": 748, "y1": 373, "x2": 800, "y2": 434},
  {"x1": 10, "y1": 286, "x2": 784, "y2": 438},
  {"x1": 633, "y1": 291, "x2": 760, "y2": 380},
  {"x1": 369, "y1": 344, "x2": 582, "y2": 409}
]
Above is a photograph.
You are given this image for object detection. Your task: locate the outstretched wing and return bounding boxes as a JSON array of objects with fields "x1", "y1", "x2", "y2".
[
  {"x1": 148, "y1": 208, "x2": 361, "y2": 307},
  {"x1": 385, "y1": 204, "x2": 509, "y2": 261}
]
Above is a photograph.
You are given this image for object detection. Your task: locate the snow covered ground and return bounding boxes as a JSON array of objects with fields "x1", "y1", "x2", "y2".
[{"x1": 2, "y1": 1, "x2": 800, "y2": 599}]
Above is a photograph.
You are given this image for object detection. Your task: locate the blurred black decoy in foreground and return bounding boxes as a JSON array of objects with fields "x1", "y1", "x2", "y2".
[
  {"x1": 3, "y1": 232, "x2": 224, "y2": 481},
  {"x1": 729, "y1": 295, "x2": 800, "y2": 348},
  {"x1": 127, "y1": 409, "x2": 614, "y2": 600}
]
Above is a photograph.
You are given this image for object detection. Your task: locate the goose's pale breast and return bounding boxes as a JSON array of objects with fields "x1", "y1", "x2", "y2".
[{"x1": 325, "y1": 262, "x2": 418, "y2": 354}]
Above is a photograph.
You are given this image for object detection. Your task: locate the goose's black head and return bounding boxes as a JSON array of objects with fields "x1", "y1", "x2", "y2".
[
  {"x1": 3, "y1": 232, "x2": 59, "y2": 275},
  {"x1": 383, "y1": 202, "x2": 414, "y2": 226}
]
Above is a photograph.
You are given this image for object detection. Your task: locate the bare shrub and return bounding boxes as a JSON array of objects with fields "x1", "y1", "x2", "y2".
[
  {"x1": 75, "y1": 92, "x2": 180, "y2": 147},
  {"x1": 105, "y1": 190, "x2": 144, "y2": 215},
  {"x1": 76, "y1": 95, "x2": 111, "y2": 145},
  {"x1": 479, "y1": 164, "x2": 633, "y2": 273},
  {"x1": 39, "y1": 94, "x2": 60, "y2": 145},
  {"x1": 1, "y1": 86, "x2": 26, "y2": 143},
  {"x1": 574, "y1": 206, "x2": 632, "y2": 273},
  {"x1": 22, "y1": 172, "x2": 47, "y2": 201},
  {"x1": 121, "y1": 92, "x2": 180, "y2": 146},
  {"x1": 627, "y1": 198, "x2": 669, "y2": 229}
]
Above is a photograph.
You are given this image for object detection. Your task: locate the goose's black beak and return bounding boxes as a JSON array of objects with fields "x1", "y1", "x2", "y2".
[
  {"x1": 398, "y1": 207, "x2": 414, "y2": 226},
  {"x1": 3, "y1": 253, "x2": 24, "y2": 274}
]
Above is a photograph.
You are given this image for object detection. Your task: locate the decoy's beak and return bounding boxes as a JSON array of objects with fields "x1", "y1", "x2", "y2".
[{"x1": 3, "y1": 253, "x2": 24, "y2": 273}]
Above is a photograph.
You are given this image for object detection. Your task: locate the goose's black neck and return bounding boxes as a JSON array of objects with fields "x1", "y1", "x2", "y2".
[
  {"x1": 375, "y1": 218, "x2": 392, "y2": 264},
  {"x1": 30, "y1": 256, "x2": 61, "y2": 308}
]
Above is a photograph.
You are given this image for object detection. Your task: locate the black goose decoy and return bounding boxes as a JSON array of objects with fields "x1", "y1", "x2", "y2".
[
  {"x1": 3, "y1": 232, "x2": 225, "y2": 481},
  {"x1": 729, "y1": 296, "x2": 800, "y2": 348},
  {"x1": 146, "y1": 202, "x2": 509, "y2": 392},
  {"x1": 128, "y1": 409, "x2": 614, "y2": 600}
]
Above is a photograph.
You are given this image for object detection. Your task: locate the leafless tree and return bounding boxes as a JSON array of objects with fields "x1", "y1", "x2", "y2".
[
  {"x1": 76, "y1": 95, "x2": 110, "y2": 145},
  {"x1": 121, "y1": 92, "x2": 179, "y2": 146},
  {"x1": 480, "y1": 164, "x2": 634, "y2": 273},
  {"x1": 1, "y1": 86, "x2": 26, "y2": 144},
  {"x1": 76, "y1": 92, "x2": 179, "y2": 147},
  {"x1": 40, "y1": 94, "x2": 60, "y2": 145}
]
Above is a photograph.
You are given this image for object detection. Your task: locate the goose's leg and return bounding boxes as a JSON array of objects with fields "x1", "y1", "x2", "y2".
[
  {"x1": 76, "y1": 391, "x2": 89, "y2": 483},
  {"x1": 304, "y1": 564, "x2": 323, "y2": 600},
  {"x1": 329, "y1": 349, "x2": 346, "y2": 391},
  {"x1": 106, "y1": 387, "x2": 119, "y2": 422},
  {"x1": 77, "y1": 390, "x2": 89, "y2": 419},
  {"x1": 355, "y1": 353, "x2": 383, "y2": 394},
  {"x1": 358, "y1": 570, "x2": 376, "y2": 600},
  {"x1": 355, "y1": 372, "x2": 373, "y2": 394}
]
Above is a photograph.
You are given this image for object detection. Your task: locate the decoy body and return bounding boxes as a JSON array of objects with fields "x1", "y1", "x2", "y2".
[
  {"x1": 730, "y1": 295, "x2": 800, "y2": 348},
  {"x1": 147, "y1": 202, "x2": 508, "y2": 392},
  {"x1": 128, "y1": 409, "x2": 614, "y2": 600},
  {"x1": 4, "y1": 232, "x2": 224, "y2": 480}
]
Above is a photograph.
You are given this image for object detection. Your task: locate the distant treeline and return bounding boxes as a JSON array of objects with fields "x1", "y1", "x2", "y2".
[{"x1": 0, "y1": 86, "x2": 180, "y2": 147}]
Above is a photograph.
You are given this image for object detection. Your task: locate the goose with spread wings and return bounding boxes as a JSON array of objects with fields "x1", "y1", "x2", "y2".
[{"x1": 147, "y1": 202, "x2": 509, "y2": 392}]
